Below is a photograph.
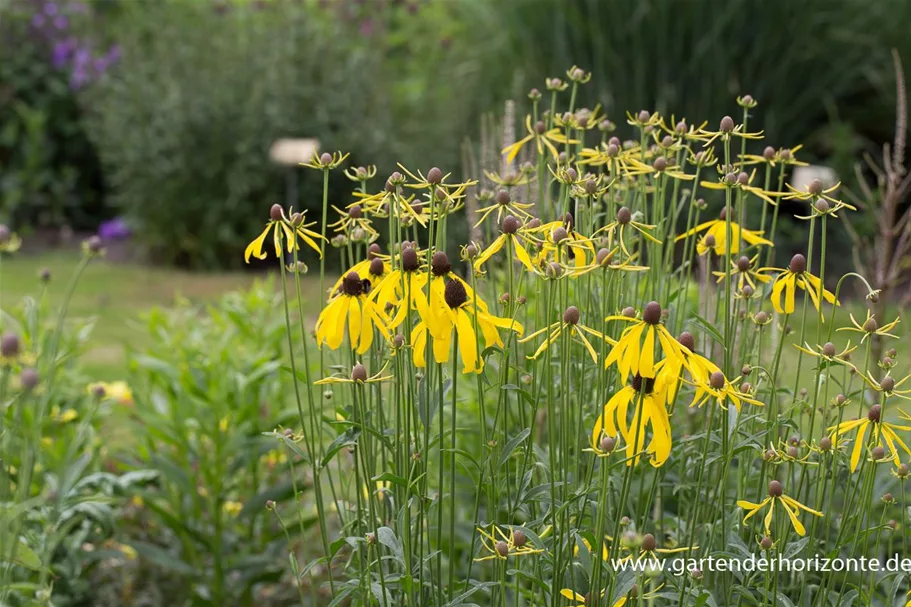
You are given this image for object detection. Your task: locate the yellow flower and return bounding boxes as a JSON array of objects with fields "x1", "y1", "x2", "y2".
[
  {"x1": 87, "y1": 381, "x2": 133, "y2": 405},
  {"x1": 610, "y1": 532, "x2": 695, "y2": 563},
  {"x1": 397, "y1": 164, "x2": 477, "y2": 193},
  {"x1": 837, "y1": 311, "x2": 900, "y2": 343},
  {"x1": 792, "y1": 341, "x2": 857, "y2": 370},
  {"x1": 411, "y1": 279, "x2": 522, "y2": 374},
  {"x1": 528, "y1": 216, "x2": 596, "y2": 272},
  {"x1": 501, "y1": 115, "x2": 578, "y2": 164},
  {"x1": 783, "y1": 179, "x2": 856, "y2": 214},
  {"x1": 244, "y1": 204, "x2": 324, "y2": 263},
  {"x1": 315, "y1": 272, "x2": 391, "y2": 355},
  {"x1": 712, "y1": 255, "x2": 772, "y2": 291},
  {"x1": 603, "y1": 302, "x2": 686, "y2": 380},
  {"x1": 483, "y1": 169, "x2": 534, "y2": 188},
  {"x1": 829, "y1": 404, "x2": 911, "y2": 473},
  {"x1": 675, "y1": 211, "x2": 773, "y2": 256},
  {"x1": 473, "y1": 189, "x2": 535, "y2": 227},
  {"x1": 117, "y1": 543, "x2": 138, "y2": 561},
  {"x1": 301, "y1": 150, "x2": 349, "y2": 170},
  {"x1": 701, "y1": 169, "x2": 781, "y2": 206},
  {"x1": 696, "y1": 116, "x2": 764, "y2": 147},
  {"x1": 739, "y1": 145, "x2": 808, "y2": 169},
  {"x1": 593, "y1": 206, "x2": 662, "y2": 258},
  {"x1": 330, "y1": 249, "x2": 391, "y2": 297},
  {"x1": 370, "y1": 246, "x2": 428, "y2": 323},
  {"x1": 474, "y1": 525, "x2": 543, "y2": 561},
  {"x1": 473, "y1": 216, "x2": 537, "y2": 274},
  {"x1": 0, "y1": 228, "x2": 22, "y2": 253},
  {"x1": 737, "y1": 481, "x2": 823, "y2": 537},
  {"x1": 57, "y1": 409, "x2": 75, "y2": 423},
  {"x1": 223, "y1": 501, "x2": 243, "y2": 517},
  {"x1": 592, "y1": 368, "x2": 673, "y2": 467},
  {"x1": 314, "y1": 362, "x2": 393, "y2": 385},
  {"x1": 327, "y1": 204, "x2": 379, "y2": 241},
  {"x1": 519, "y1": 306, "x2": 614, "y2": 363},
  {"x1": 759, "y1": 253, "x2": 838, "y2": 315},
  {"x1": 687, "y1": 370, "x2": 763, "y2": 412}
]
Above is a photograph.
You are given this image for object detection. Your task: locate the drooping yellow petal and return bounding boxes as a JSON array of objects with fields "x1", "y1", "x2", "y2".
[
  {"x1": 473, "y1": 234, "x2": 507, "y2": 271},
  {"x1": 456, "y1": 310, "x2": 481, "y2": 373},
  {"x1": 849, "y1": 420, "x2": 869, "y2": 473},
  {"x1": 244, "y1": 224, "x2": 272, "y2": 263}
]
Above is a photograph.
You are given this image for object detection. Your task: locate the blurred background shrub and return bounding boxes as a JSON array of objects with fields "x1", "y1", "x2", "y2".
[
  {"x1": 3, "y1": 0, "x2": 911, "y2": 271},
  {"x1": 0, "y1": 0, "x2": 111, "y2": 236}
]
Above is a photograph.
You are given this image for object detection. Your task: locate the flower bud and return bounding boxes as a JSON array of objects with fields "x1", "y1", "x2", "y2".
[
  {"x1": 768, "y1": 480, "x2": 782, "y2": 497},
  {"x1": 0, "y1": 333, "x2": 20, "y2": 358},
  {"x1": 720, "y1": 116, "x2": 735, "y2": 132},
  {"x1": 600, "y1": 435, "x2": 616, "y2": 452},
  {"x1": 760, "y1": 536, "x2": 773, "y2": 550}
]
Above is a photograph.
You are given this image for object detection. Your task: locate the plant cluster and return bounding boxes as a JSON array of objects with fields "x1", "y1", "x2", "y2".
[{"x1": 250, "y1": 68, "x2": 911, "y2": 606}]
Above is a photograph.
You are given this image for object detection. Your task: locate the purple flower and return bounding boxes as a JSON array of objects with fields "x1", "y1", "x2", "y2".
[
  {"x1": 51, "y1": 39, "x2": 74, "y2": 68},
  {"x1": 32, "y1": 13, "x2": 46, "y2": 28},
  {"x1": 44, "y1": 2, "x2": 58, "y2": 16},
  {"x1": 98, "y1": 218, "x2": 131, "y2": 240},
  {"x1": 53, "y1": 15, "x2": 68, "y2": 30}
]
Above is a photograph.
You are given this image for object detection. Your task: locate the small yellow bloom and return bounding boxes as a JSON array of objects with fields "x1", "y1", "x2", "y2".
[
  {"x1": 737, "y1": 481, "x2": 822, "y2": 537},
  {"x1": 837, "y1": 311, "x2": 900, "y2": 343},
  {"x1": 244, "y1": 204, "x2": 324, "y2": 264},
  {"x1": 219, "y1": 416, "x2": 229, "y2": 433},
  {"x1": 474, "y1": 525, "x2": 543, "y2": 562},
  {"x1": 0, "y1": 229, "x2": 22, "y2": 253},
  {"x1": 502, "y1": 115, "x2": 578, "y2": 164},
  {"x1": 223, "y1": 501, "x2": 243, "y2": 517},
  {"x1": 712, "y1": 255, "x2": 772, "y2": 291},
  {"x1": 118, "y1": 543, "x2": 138, "y2": 561},
  {"x1": 829, "y1": 404, "x2": 911, "y2": 473},
  {"x1": 472, "y1": 216, "x2": 536, "y2": 273},
  {"x1": 675, "y1": 212, "x2": 773, "y2": 257},
  {"x1": 519, "y1": 305, "x2": 613, "y2": 363},
  {"x1": 687, "y1": 371, "x2": 763, "y2": 412},
  {"x1": 594, "y1": 206, "x2": 662, "y2": 258},
  {"x1": 314, "y1": 362, "x2": 393, "y2": 385},
  {"x1": 759, "y1": 253, "x2": 838, "y2": 315},
  {"x1": 87, "y1": 381, "x2": 134, "y2": 405}
]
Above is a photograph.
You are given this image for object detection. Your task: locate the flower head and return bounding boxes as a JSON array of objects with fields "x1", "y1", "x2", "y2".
[
  {"x1": 759, "y1": 254, "x2": 839, "y2": 315},
  {"x1": 675, "y1": 210, "x2": 773, "y2": 256},
  {"x1": 592, "y1": 367, "x2": 673, "y2": 467},
  {"x1": 315, "y1": 272, "x2": 391, "y2": 354},
  {"x1": 245, "y1": 205, "x2": 324, "y2": 263},
  {"x1": 519, "y1": 305, "x2": 614, "y2": 363},
  {"x1": 736, "y1": 481, "x2": 822, "y2": 536},
  {"x1": 828, "y1": 404, "x2": 911, "y2": 472},
  {"x1": 837, "y1": 311, "x2": 900, "y2": 343},
  {"x1": 603, "y1": 302, "x2": 687, "y2": 380},
  {"x1": 474, "y1": 526, "x2": 543, "y2": 561}
]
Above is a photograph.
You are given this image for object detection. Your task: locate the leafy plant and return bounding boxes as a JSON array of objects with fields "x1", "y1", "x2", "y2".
[
  {"x1": 0, "y1": 238, "x2": 143, "y2": 606},
  {"x1": 117, "y1": 281, "x2": 318, "y2": 606}
]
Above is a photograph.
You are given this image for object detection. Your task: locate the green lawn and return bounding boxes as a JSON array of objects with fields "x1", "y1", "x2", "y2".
[{"x1": 0, "y1": 251, "x2": 265, "y2": 379}]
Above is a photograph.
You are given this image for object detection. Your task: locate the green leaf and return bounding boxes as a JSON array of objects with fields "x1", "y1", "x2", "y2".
[
  {"x1": 497, "y1": 428, "x2": 531, "y2": 468},
  {"x1": 376, "y1": 526, "x2": 404, "y2": 564},
  {"x1": 6, "y1": 538, "x2": 42, "y2": 572},
  {"x1": 321, "y1": 428, "x2": 360, "y2": 468}
]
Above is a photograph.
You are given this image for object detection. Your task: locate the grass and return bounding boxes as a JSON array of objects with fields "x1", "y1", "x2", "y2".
[{"x1": 0, "y1": 250, "x2": 270, "y2": 379}]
